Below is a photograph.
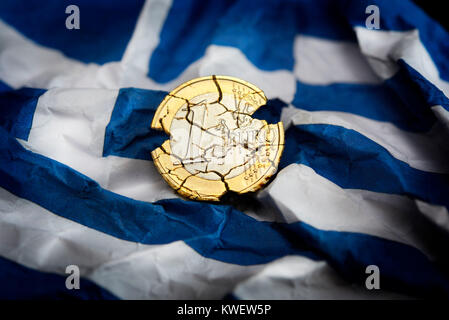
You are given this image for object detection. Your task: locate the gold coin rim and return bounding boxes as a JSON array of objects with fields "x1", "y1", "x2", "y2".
[{"x1": 150, "y1": 75, "x2": 284, "y2": 201}]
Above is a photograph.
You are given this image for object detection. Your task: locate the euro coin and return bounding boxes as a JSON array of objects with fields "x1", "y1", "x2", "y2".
[{"x1": 151, "y1": 75, "x2": 284, "y2": 201}]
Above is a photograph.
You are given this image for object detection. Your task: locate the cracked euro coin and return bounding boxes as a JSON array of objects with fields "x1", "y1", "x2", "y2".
[{"x1": 151, "y1": 75, "x2": 284, "y2": 201}]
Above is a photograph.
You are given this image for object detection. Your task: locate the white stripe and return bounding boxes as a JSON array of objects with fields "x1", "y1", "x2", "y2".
[
  {"x1": 281, "y1": 106, "x2": 449, "y2": 173},
  {"x1": 121, "y1": 0, "x2": 173, "y2": 73},
  {"x1": 415, "y1": 200, "x2": 449, "y2": 233},
  {"x1": 233, "y1": 256, "x2": 409, "y2": 299},
  {"x1": 0, "y1": 16, "x2": 295, "y2": 103},
  {"x1": 432, "y1": 105, "x2": 449, "y2": 131},
  {"x1": 200, "y1": 45, "x2": 296, "y2": 102},
  {"x1": 0, "y1": 0, "x2": 173, "y2": 89},
  {"x1": 293, "y1": 35, "x2": 381, "y2": 85},
  {"x1": 354, "y1": 27, "x2": 449, "y2": 98},
  {"x1": 0, "y1": 20, "x2": 122, "y2": 89},
  {"x1": 22, "y1": 88, "x2": 176, "y2": 202},
  {"x1": 121, "y1": 44, "x2": 296, "y2": 102},
  {"x1": 0, "y1": 0, "x2": 172, "y2": 90},
  {"x1": 0, "y1": 187, "x2": 406, "y2": 299},
  {"x1": 258, "y1": 164, "x2": 448, "y2": 261}
]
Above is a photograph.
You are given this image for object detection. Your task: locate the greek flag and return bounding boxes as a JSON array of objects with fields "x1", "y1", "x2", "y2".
[{"x1": 1, "y1": 0, "x2": 449, "y2": 299}]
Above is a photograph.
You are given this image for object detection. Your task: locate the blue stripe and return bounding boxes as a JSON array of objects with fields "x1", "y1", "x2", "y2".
[
  {"x1": 0, "y1": 87, "x2": 46, "y2": 140},
  {"x1": 281, "y1": 124, "x2": 449, "y2": 208},
  {"x1": 397, "y1": 60, "x2": 449, "y2": 113},
  {"x1": 285, "y1": 222, "x2": 449, "y2": 298},
  {"x1": 0, "y1": 80, "x2": 11, "y2": 93},
  {"x1": 0, "y1": 0, "x2": 144, "y2": 64},
  {"x1": 149, "y1": 0, "x2": 356, "y2": 83},
  {"x1": 103, "y1": 88, "x2": 168, "y2": 161},
  {"x1": 252, "y1": 98, "x2": 286, "y2": 125},
  {"x1": 0, "y1": 256, "x2": 117, "y2": 300},
  {"x1": 293, "y1": 66, "x2": 437, "y2": 132},
  {"x1": 344, "y1": 0, "x2": 449, "y2": 83},
  {"x1": 1, "y1": 127, "x2": 448, "y2": 297}
]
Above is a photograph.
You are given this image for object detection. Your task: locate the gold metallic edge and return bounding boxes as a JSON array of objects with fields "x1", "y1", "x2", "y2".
[{"x1": 151, "y1": 142, "x2": 226, "y2": 201}]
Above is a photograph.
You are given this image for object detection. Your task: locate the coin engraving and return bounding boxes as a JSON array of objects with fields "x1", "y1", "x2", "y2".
[{"x1": 151, "y1": 76, "x2": 284, "y2": 201}]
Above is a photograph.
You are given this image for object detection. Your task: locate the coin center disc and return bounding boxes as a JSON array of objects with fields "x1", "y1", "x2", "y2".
[{"x1": 169, "y1": 92, "x2": 266, "y2": 180}]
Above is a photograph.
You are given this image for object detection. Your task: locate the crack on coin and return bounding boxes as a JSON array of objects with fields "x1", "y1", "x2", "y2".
[
  {"x1": 212, "y1": 75, "x2": 223, "y2": 104},
  {"x1": 172, "y1": 110, "x2": 277, "y2": 176}
]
